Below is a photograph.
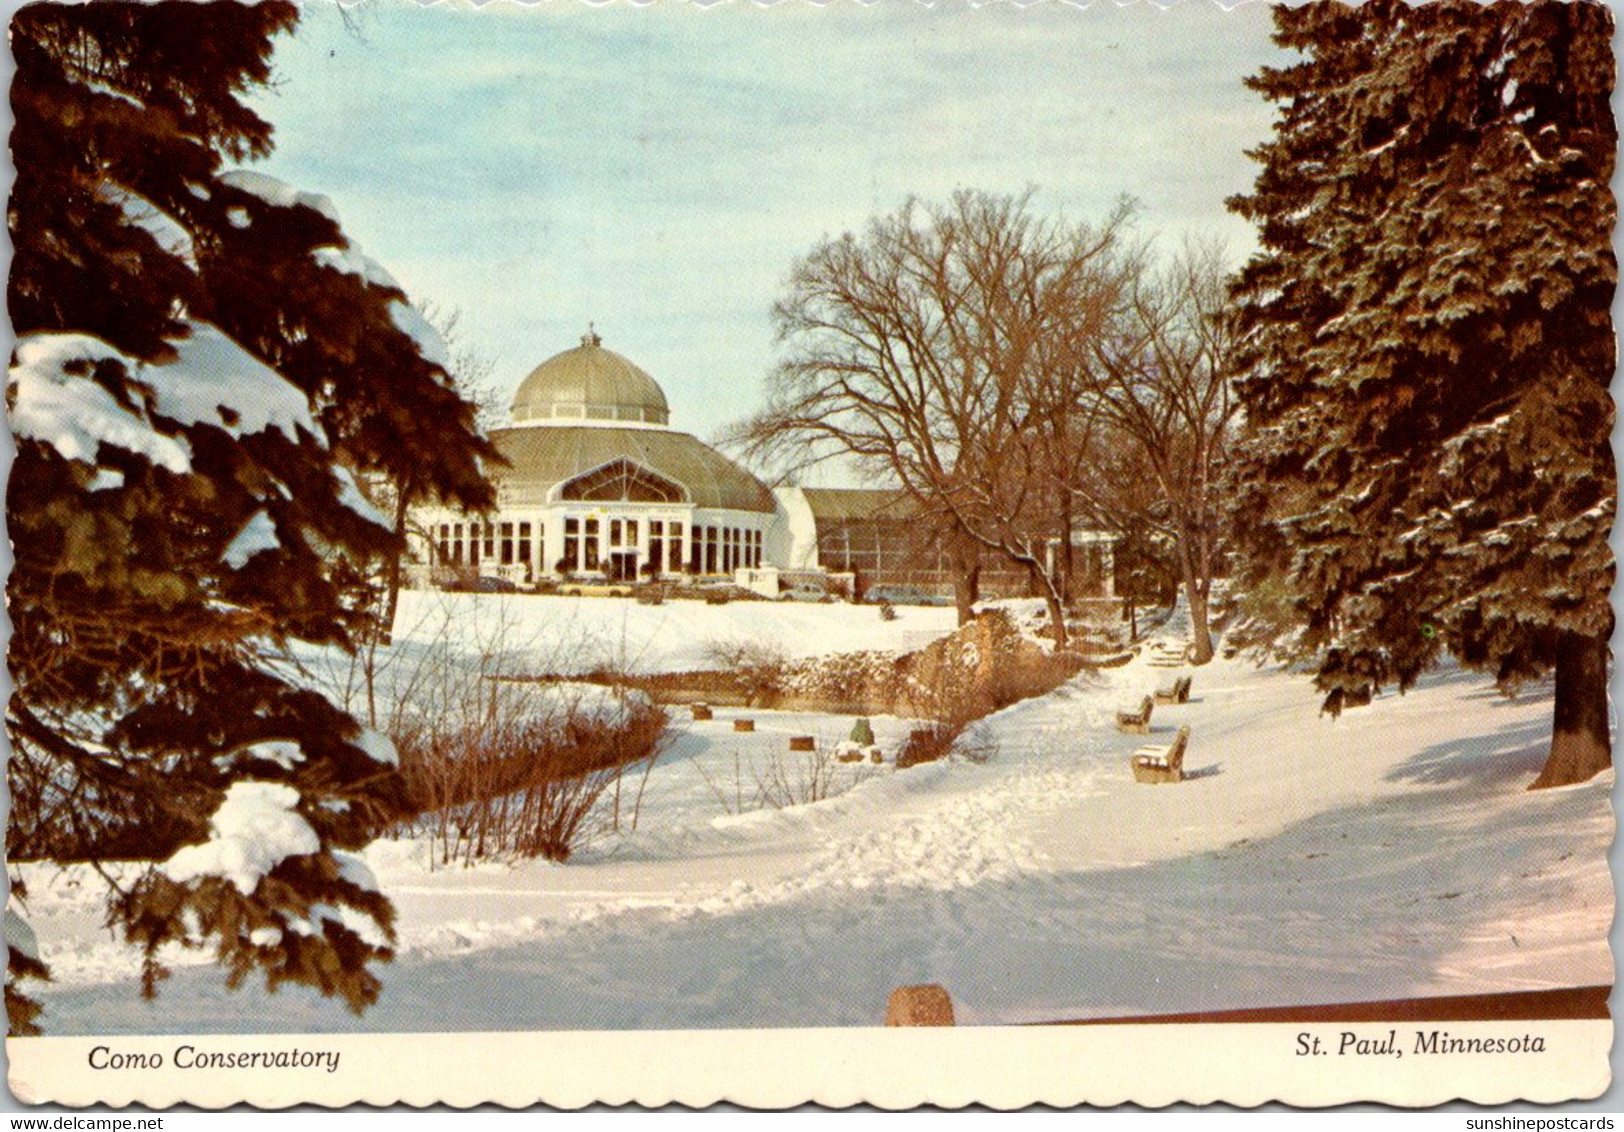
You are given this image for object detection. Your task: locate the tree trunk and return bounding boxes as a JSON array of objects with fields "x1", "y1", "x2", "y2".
[
  {"x1": 1530, "y1": 630, "x2": 1611, "y2": 790},
  {"x1": 951, "y1": 543, "x2": 980, "y2": 627},
  {"x1": 1176, "y1": 537, "x2": 1214, "y2": 664},
  {"x1": 381, "y1": 481, "x2": 414, "y2": 647},
  {"x1": 1057, "y1": 497, "x2": 1075, "y2": 603},
  {"x1": 1185, "y1": 579, "x2": 1214, "y2": 664},
  {"x1": 1029, "y1": 563, "x2": 1069, "y2": 650}
]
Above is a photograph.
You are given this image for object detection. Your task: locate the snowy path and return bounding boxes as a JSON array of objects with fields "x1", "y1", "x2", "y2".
[{"x1": 22, "y1": 636, "x2": 1612, "y2": 1034}]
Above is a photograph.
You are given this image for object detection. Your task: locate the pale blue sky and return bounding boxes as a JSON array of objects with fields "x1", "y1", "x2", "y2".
[{"x1": 246, "y1": 0, "x2": 1288, "y2": 450}]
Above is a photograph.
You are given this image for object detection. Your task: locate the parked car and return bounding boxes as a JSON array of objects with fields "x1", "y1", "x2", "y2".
[
  {"x1": 560, "y1": 582, "x2": 634, "y2": 598},
  {"x1": 778, "y1": 582, "x2": 832, "y2": 603},
  {"x1": 475, "y1": 575, "x2": 519, "y2": 593}
]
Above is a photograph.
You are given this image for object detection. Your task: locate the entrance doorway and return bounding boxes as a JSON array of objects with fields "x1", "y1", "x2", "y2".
[{"x1": 607, "y1": 551, "x2": 638, "y2": 582}]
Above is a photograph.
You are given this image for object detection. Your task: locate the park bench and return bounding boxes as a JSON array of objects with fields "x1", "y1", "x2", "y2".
[
  {"x1": 1116, "y1": 695, "x2": 1154, "y2": 735},
  {"x1": 1131, "y1": 725, "x2": 1191, "y2": 785},
  {"x1": 1154, "y1": 675, "x2": 1193, "y2": 705}
]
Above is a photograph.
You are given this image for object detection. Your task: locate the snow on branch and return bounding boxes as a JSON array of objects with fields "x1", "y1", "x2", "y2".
[
  {"x1": 221, "y1": 510, "x2": 280, "y2": 569},
  {"x1": 10, "y1": 333, "x2": 193, "y2": 473},
  {"x1": 153, "y1": 322, "x2": 319, "y2": 445},
  {"x1": 312, "y1": 243, "x2": 400, "y2": 291},
  {"x1": 96, "y1": 183, "x2": 196, "y2": 269},
  {"x1": 388, "y1": 300, "x2": 452, "y2": 370},
  {"x1": 161, "y1": 781, "x2": 320, "y2": 896},
  {"x1": 332, "y1": 467, "x2": 392, "y2": 530},
  {"x1": 218, "y1": 169, "x2": 340, "y2": 225}
]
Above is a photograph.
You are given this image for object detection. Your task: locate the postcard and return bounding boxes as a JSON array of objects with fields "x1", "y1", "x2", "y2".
[{"x1": 4, "y1": 0, "x2": 1614, "y2": 1109}]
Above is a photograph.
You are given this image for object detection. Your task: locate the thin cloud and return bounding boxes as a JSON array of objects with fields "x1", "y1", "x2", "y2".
[{"x1": 249, "y1": 0, "x2": 1286, "y2": 438}]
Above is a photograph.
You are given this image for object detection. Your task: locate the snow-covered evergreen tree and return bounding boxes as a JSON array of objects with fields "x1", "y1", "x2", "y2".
[
  {"x1": 6, "y1": 1, "x2": 493, "y2": 1025},
  {"x1": 1227, "y1": 0, "x2": 1614, "y2": 788}
]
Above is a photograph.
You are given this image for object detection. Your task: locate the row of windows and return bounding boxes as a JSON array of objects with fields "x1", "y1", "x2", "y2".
[
  {"x1": 437, "y1": 521, "x2": 534, "y2": 568},
  {"x1": 516, "y1": 403, "x2": 668, "y2": 425},
  {"x1": 816, "y1": 519, "x2": 953, "y2": 575},
  {"x1": 433, "y1": 517, "x2": 763, "y2": 577}
]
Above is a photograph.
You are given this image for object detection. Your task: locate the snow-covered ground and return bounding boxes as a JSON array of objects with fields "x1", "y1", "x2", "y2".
[
  {"x1": 372, "y1": 590, "x2": 962, "y2": 676},
  {"x1": 16, "y1": 603, "x2": 1612, "y2": 1033}
]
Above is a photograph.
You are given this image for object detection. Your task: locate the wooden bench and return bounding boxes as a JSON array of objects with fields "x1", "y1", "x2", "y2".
[
  {"x1": 1154, "y1": 675, "x2": 1193, "y2": 705},
  {"x1": 1116, "y1": 695, "x2": 1154, "y2": 734},
  {"x1": 1131, "y1": 725, "x2": 1191, "y2": 785}
]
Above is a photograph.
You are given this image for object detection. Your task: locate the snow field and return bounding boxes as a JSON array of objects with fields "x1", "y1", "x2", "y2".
[
  {"x1": 16, "y1": 601, "x2": 1612, "y2": 1033},
  {"x1": 378, "y1": 590, "x2": 962, "y2": 677}
]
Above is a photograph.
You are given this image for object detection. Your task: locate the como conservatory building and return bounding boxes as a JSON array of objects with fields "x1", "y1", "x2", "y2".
[
  {"x1": 409, "y1": 329, "x2": 1117, "y2": 601},
  {"x1": 412, "y1": 329, "x2": 777, "y2": 585}
]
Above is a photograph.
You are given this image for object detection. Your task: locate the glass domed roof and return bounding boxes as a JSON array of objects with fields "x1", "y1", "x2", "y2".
[{"x1": 510, "y1": 329, "x2": 671, "y2": 427}]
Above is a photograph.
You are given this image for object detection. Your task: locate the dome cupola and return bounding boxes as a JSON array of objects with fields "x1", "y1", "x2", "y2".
[{"x1": 510, "y1": 327, "x2": 671, "y2": 427}]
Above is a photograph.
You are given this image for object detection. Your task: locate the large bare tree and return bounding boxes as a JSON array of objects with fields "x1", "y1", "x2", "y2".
[
  {"x1": 738, "y1": 190, "x2": 1132, "y2": 646},
  {"x1": 1092, "y1": 242, "x2": 1239, "y2": 663}
]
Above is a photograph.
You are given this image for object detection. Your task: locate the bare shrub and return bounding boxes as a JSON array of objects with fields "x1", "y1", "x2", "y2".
[
  {"x1": 895, "y1": 723, "x2": 957, "y2": 769},
  {"x1": 896, "y1": 719, "x2": 999, "y2": 769},
  {"x1": 299, "y1": 594, "x2": 666, "y2": 866},
  {"x1": 752, "y1": 740, "x2": 847, "y2": 809},
  {"x1": 393, "y1": 687, "x2": 669, "y2": 866},
  {"x1": 697, "y1": 737, "x2": 876, "y2": 815},
  {"x1": 703, "y1": 636, "x2": 789, "y2": 706},
  {"x1": 897, "y1": 627, "x2": 1008, "y2": 769}
]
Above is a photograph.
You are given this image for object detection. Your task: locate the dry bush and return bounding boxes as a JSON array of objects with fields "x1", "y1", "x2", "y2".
[
  {"x1": 697, "y1": 738, "x2": 876, "y2": 815},
  {"x1": 393, "y1": 688, "x2": 669, "y2": 866},
  {"x1": 895, "y1": 719, "x2": 998, "y2": 769},
  {"x1": 703, "y1": 636, "x2": 790, "y2": 706},
  {"x1": 301, "y1": 594, "x2": 667, "y2": 866},
  {"x1": 897, "y1": 634, "x2": 1007, "y2": 769}
]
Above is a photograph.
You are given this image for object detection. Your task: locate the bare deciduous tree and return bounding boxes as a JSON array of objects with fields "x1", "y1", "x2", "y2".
[
  {"x1": 1092, "y1": 241, "x2": 1238, "y2": 663},
  {"x1": 738, "y1": 189, "x2": 1134, "y2": 646},
  {"x1": 365, "y1": 301, "x2": 504, "y2": 647}
]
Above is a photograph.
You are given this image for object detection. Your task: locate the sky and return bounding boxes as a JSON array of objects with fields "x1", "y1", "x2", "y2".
[{"x1": 244, "y1": 0, "x2": 1291, "y2": 453}]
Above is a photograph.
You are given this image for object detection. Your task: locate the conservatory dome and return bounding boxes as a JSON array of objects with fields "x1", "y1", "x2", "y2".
[{"x1": 510, "y1": 328, "x2": 671, "y2": 427}]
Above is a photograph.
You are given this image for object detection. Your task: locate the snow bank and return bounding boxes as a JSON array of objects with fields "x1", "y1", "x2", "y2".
[
  {"x1": 162, "y1": 782, "x2": 319, "y2": 895},
  {"x1": 21, "y1": 603, "x2": 1610, "y2": 1036},
  {"x1": 530, "y1": 682, "x2": 655, "y2": 728},
  {"x1": 5, "y1": 906, "x2": 41, "y2": 964},
  {"x1": 971, "y1": 598, "x2": 1073, "y2": 653},
  {"x1": 382, "y1": 591, "x2": 960, "y2": 677}
]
